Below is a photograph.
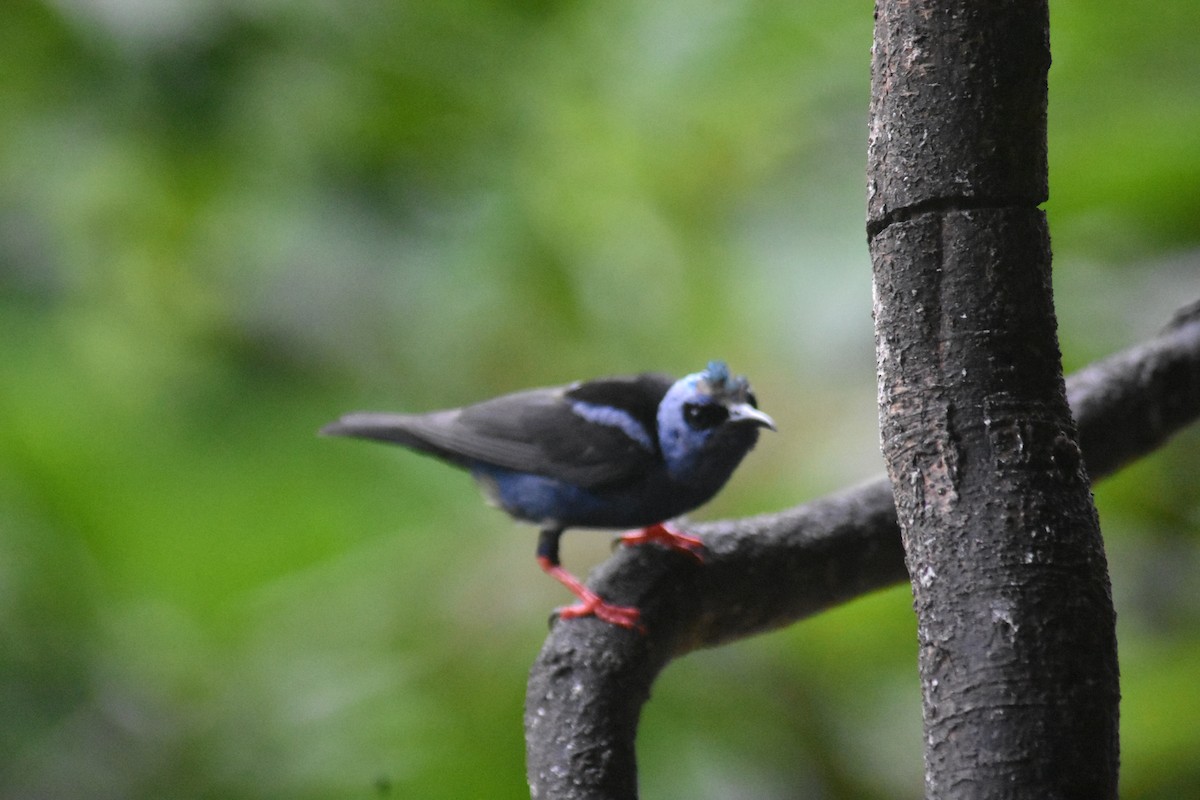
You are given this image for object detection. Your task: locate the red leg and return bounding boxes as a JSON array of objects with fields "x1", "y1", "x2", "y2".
[
  {"x1": 618, "y1": 522, "x2": 705, "y2": 562},
  {"x1": 537, "y1": 556, "x2": 644, "y2": 632}
]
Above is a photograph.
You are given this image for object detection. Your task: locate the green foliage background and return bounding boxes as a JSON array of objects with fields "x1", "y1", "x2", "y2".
[{"x1": 2, "y1": 1, "x2": 1198, "y2": 797}]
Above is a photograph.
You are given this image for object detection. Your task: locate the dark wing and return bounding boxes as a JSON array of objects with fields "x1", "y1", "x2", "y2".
[
  {"x1": 321, "y1": 373, "x2": 674, "y2": 488},
  {"x1": 564, "y1": 372, "x2": 672, "y2": 444}
]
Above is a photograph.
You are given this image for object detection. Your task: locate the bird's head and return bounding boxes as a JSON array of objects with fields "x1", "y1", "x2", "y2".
[{"x1": 656, "y1": 361, "x2": 775, "y2": 484}]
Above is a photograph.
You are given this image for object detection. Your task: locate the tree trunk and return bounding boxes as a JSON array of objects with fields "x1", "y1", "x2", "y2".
[{"x1": 868, "y1": 2, "x2": 1120, "y2": 798}]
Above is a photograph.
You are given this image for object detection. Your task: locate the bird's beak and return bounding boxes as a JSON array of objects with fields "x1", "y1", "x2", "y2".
[{"x1": 728, "y1": 403, "x2": 777, "y2": 431}]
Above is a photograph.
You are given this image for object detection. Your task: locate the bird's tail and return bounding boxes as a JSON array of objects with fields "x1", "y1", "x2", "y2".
[{"x1": 319, "y1": 411, "x2": 470, "y2": 466}]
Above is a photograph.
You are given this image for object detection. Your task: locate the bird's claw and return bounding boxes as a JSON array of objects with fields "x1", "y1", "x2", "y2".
[
  {"x1": 539, "y1": 555, "x2": 646, "y2": 632},
  {"x1": 619, "y1": 522, "x2": 706, "y2": 563},
  {"x1": 556, "y1": 596, "x2": 645, "y2": 633}
]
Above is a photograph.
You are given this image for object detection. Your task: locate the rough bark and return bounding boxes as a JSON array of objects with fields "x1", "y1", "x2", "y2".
[
  {"x1": 868, "y1": 1, "x2": 1118, "y2": 797},
  {"x1": 526, "y1": 307, "x2": 1200, "y2": 799},
  {"x1": 866, "y1": 1, "x2": 1049, "y2": 231}
]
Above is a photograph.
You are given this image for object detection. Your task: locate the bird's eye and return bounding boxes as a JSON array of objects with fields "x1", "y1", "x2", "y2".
[
  {"x1": 684, "y1": 402, "x2": 729, "y2": 430},
  {"x1": 746, "y1": 391, "x2": 759, "y2": 409}
]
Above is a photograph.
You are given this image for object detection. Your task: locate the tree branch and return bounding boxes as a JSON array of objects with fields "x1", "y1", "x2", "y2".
[{"x1": 525, "y1": 307, "x2": 1200, "y2": 799}]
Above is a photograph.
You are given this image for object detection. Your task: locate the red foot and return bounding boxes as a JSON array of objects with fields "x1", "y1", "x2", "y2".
[
  {"x1": 556, "y1": 594, "x2": 644, "y2": 630},
  {"x1": 619, "y1": 522, "x2": 705, "y2": 563},
  {"x1": 537, "y1": 556, "x2": 645, "y2": 633}
]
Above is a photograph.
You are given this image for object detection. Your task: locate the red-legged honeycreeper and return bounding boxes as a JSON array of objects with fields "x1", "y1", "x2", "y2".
[{"x1": 320, "y1": 361, "x2": 775, "y2": 631}]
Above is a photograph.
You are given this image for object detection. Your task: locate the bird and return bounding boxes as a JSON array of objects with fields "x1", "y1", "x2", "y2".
[{"x1": 320, "y1": 361, "x2": 775, "y2": 631}]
